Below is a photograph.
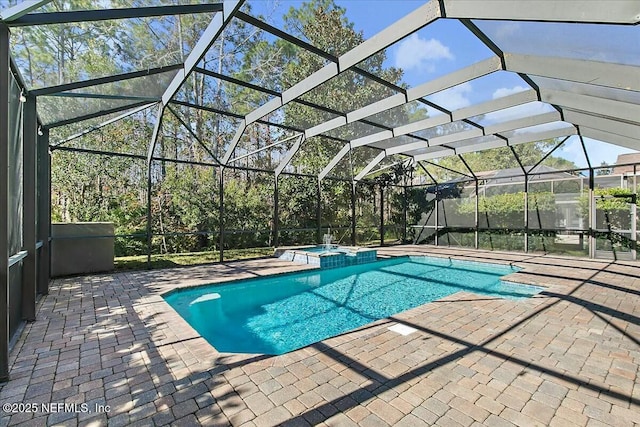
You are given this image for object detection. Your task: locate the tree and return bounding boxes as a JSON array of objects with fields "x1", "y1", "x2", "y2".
[
  {"x1": 458, "y1": 191, "x2": 556, "y2": 228},
  {"x1": 278, "y1": 0, "x2": 405, "y2": 175},
  {"x1": 596, "y1": 161, "x2": 612, "y2": 175},
  {"x1": 9, "y1": 0, "x2": 124, "y2": 88},
  {"x1": 15, "y1": 0, "x2": 494, "y2": 255},
  {"x1": 434, "y1": 139, "x2": 578, "y2": 181},
  {"x1": 50, "y1": 115, "x2": 151, "y2": 256}
]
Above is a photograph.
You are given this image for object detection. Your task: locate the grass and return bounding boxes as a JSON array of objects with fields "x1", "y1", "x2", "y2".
[
  {"x1": 114, "y1": 240, "x2": 401, "y2": 271},
  {"x1": 114, "y1": 247, "x2": 274, "y2": 271}
]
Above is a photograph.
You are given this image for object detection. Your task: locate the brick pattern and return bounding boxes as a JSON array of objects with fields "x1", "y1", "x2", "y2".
[{"x1": 0, "y1": 247, "x2": 638, "y2": 426}]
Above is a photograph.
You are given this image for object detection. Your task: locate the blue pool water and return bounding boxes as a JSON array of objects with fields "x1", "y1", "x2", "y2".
[{"x1": 164, "y1": 256, "x2": 542, "y2": 355}]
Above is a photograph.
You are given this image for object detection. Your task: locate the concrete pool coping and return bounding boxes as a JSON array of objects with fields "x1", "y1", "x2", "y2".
[{"x1": 1, "y1": 245, "x2": 638, "y2": 426}]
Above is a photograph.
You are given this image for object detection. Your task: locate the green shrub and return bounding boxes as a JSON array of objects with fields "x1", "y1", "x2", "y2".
[{"x1": 458, "y1": 191, "x2": 556, "y2": 228}]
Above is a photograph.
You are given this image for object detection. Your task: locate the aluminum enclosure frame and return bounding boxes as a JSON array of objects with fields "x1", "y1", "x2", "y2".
[{"x1": 0, "y1": 0, "x2": 639, "y2": 381}]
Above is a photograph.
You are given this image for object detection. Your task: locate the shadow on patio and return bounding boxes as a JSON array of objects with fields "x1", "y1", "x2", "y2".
[{"x1": 0, "y1": 250, "x2": 638, "y2": 426}]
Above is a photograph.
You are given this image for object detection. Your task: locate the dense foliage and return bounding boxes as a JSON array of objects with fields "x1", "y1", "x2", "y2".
[
  {"x1": 433, "y1": 140, "x2": 576, "y2": 181},
  {"x1": 457, "y1": 191, "x2": 556, "y2": 228},
  {"x1": 32, "y1": 0, "x2": 408, "y2": 255},
  {"x1": 580, "y1": 187, "x2": 635, "y2": 230}
]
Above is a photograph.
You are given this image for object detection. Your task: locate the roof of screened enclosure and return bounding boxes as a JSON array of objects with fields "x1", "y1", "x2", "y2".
[{"x1": 1, "y1": 0, "x2": 639, "y2": 180}]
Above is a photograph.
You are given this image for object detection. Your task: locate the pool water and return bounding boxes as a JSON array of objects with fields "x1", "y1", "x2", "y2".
[{"x1": 164, "y1": 256, "x2": 542, "y2": 355}]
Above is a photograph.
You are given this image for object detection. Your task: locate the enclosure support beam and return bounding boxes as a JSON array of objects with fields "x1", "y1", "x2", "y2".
[
  {"x1": 434, "y1": 196, "x2": 439, "y2": 247},
  {"x1": 32, "y1": 65, "x2": 183, "y2": 97},
  {"x1": 475, "y1": 180, "x2": 479, "y2": 249},
  {"x1": 274, "y1": 134, "x2": 305, "y2": 178},
  {"x1": 579, "y1": 110, "x2": 640, "y2": 140},
  {"x1": 413, "y1": 127, "x2": 577, "y2": 163},
  {"x1": 484, "y1": 111, "x2": 560, "y2": 135},
  {"x1": 146, "y1": 170, "x2": 153, "y2": 269},
  {"x1": 52, "y1": 103, "x2": 156, "y2": 148},
  {"x1": 540, "y1": 88, "x2": 640, "y2": 125},
  {"x1": 319, "y1": 144, "x2": 350, "y2": 182},
  {"x1": 8, "y1": 4, "x2": 223, "y2": 27},
  {"x1": 524, "y1": 174, "x2": 529, "y2": 253},
  {"x1": 403, "y1": 167, "x2": 410, "y2": 244},
  {"x1": 316, "y1": 180, "x2": 322, "y2": 244},
  {"x1": 0, "y1": 23, "x2": 10, "y2": 382},
  {"x1": 578, "y1": 134, "x2": 595, "y2": 259},
  {"x1": 587, "y1": 132, "x2": 639, "y2": 156},
  {"x1": 578, "y1": 133, "x2": 592, "y2": 171},
  {"x1": 37, "y1": 128, "x2": 50, "y2": 296},
  {"x1": 219, "y1": 167, "x2": 225, "y2": 263},
  {"x1": 52, "y1": 145, "x2": 221, "y2": 168},
  {"x1": 508, "y1": 146, "x2": 528, "y2": 253},
  {"x1": 273, "y1": 175, "x2": 279, "y2": 248},
  {"x1": 146, "y1": 105, "x2": 165, "y2": 268},
  {"x1": 504, "y1": 53, "x2": 640, "y2": 92},
  {"x1": 235, "y1": 11, "x2": 406, "y2": 97},
  {"x1": 380, "y1": 186, "x2": 385, "y2": 246},
  {"x1": 22, "y1": 95, "x2": 37, "y2": 321},
  {"x1": 354, "y1": 152, "x2": 387, "y2": 181},
  {"x1": 442, "y1": 0, "x2": 640, "y2": 24},
  {"x1": 351, "y1": 182, "x2": 357, "y2": 246},
  {"x1": 633, "y1": 166, "x2": 637, "y2": 260},
  {"x1": 522, "y1": 178, "x2": 530, "y2": 254},
  {"x1": 529, "y1": 137, "x2": 569, "y2": 173},
  {"x1": 588, "y1": 168, "x2": 595, "y2": 258},
  {"x1": 424, "y1": 161, "x2": 474, "y2": 180},
  {"x1": 414, "y1": 162, "x2": 438, "y2": 245},
  {"x1": 47, "y1": 100, "x2": 156, "y2": 129},
  {"x1": 459, "y1": 155, "x2": 479, "y2": 250},
  {"x1": 166, "y1": 106, "x2": 221, "y2": 164},
  {"x1": 402, "y1": 184, "x2": 408, "y2": 244}
]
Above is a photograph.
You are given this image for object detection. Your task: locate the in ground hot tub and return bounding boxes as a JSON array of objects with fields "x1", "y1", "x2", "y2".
[{"x1": 274, "y1": 245, "x2": 377, "y2": 268}]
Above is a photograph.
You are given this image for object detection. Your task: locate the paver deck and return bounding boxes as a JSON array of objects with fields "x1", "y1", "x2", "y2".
[{"x1": 0, "y1": 246, "x2": 638, "y2": 426}]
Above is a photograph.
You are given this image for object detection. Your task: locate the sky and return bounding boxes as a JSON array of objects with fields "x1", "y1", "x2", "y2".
[
  {"x1": 1, "y1": 0, "x2": 633, "y2": 167},
  {"x1": 251, "y1": 0, "x2": 635, "y2": 168},
  {"x1": 356, "y1": 1, "x2": 636, "y2": 167}
]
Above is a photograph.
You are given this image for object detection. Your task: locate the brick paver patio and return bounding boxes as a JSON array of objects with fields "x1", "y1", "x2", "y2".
[{"x1": 0, "y1": 246, "x2": 638, "y2": 426}]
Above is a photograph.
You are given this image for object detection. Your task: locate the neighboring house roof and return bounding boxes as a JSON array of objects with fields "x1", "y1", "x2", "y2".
[
  {"x1": 476, "y1": 165, "x2": 579, "y2": 185},
  {"x1": 414, "y1": 164, "x2": 589, "y2": 189},
  {"x1": 424, "y1": 165, "x2": 581, "y2": 196},
  {"x1": 612, "y1": 153, "x2": 640, "y2": 174}
]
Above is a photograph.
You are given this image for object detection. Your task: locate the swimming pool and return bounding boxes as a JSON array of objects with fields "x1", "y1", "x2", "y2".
[{"x1": 164, "y1": 256, "x2": 542, "y2": 355}]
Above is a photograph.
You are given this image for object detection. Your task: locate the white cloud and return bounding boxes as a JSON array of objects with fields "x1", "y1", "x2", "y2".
[
  {"x1": 480, "y1": 86, "x2": 552, "y2": 125},
  {"x1": 394, "y1": 33, "x2": 453, "y2": 73},
  {"x1": 482, "y1": 101, "x2": 555, "y2": 125},
  {"x1": 430, "y1": 82, "x2": 473, "y2": 110},
  {"x1": 495, "y1": 22, "x2": 521, "y2": 40},
  {"x1": 492, "y1": 85, "x2": 528, "y2": 99}
]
